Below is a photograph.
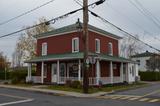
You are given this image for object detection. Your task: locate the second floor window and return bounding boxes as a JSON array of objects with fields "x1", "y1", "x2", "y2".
[
  {"x1": 42, "y1": 42, "x2": 47, "y2": 56},
  {"x1": 72, "y1": 37, "x2": 79, "y2": 52},
  {"x1": 108, "y1": 42, "x2": 113, "y2": 55},
  {"x1": 95, "y1": 39, "x2": 100, "y2": 53}
]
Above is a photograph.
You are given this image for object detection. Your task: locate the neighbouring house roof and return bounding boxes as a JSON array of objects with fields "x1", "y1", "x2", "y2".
[
  {"x1": 25, "y1": 52, "x2": 135, "y2": 63},
  {"x1": 34, "y1": 22, "x2": 122, "y2": 39},
  {"x1": 131, "y1": 51, "x2": 157, "y2": 58}
]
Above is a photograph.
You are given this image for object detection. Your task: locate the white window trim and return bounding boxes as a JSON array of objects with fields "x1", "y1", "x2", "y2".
[
  {"x1": 95, "y1": 39, "x2": 100, "y2": 53},
  {"x1": 108, "y1": 42, "x2": 113, "y2": 55},
  {"x1": 72, "y1": 37, "x2": 79, "y2": 53},
  {"x1": 42, "y1": 42, "x2": 47, "y2": 56}
]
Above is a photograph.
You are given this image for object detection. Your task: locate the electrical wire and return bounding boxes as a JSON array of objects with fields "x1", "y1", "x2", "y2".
[
  {"x1": 74, "y1": 0, "x2": 160, "y2": 52},
  {"x1": 106, "y1": 3, "x2": 160, "y2": 42},
  {"x1": 0, "y1": 0, "x2": 105, "y2": 39},
  {"x1": 0, "y1": 0, "x2": 56, "y2": 26},
  {"x1": 128, "y1": 0, "x2": 160, "y2": 30}
]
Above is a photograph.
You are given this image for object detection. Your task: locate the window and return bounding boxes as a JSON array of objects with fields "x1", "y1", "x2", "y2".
[
  {"x1": 146, "y1": 60, "x2": 149, "y2": 66},
  {"x1": 72, "y1": 37, "x2": 79, "y2": 52},
  {"x1": 42, "y1": 42, "x2": 47, "y2": 56},
  {"x1": 108, "y1": 42, "x2": 113, "y2": 55},
  {"x1": 132, "y1": 66, "x2": 134, "y2": 77},
  {"x1": 95, "y1": 39, "x2": 100, "y2": 53},
  {"x1": 60, "y1": 63, "x2": 65, "y2": 77},
  {"x1": 136, "y1": 60, "x2": 140, "y2": 65},
  {"x1": 69, "y1": 63, "x2": 78, "y2": 77}
]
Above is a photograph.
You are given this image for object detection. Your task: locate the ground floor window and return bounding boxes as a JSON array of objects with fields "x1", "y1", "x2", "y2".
[
  {"x1": 69, "y1": 63, "x2": 78, "y2": 77},
  {"x1": 60, "y1": 63, "x2": 65, "y2": 77}
]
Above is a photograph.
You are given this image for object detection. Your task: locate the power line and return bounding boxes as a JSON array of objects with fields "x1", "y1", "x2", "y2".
[
  {"x1": 135, "y1": 0, "x2": 160, "y2": 25},
  {"x1": 73, "y1": 0, "x2": 160, "y2": 52},
  {"x1": 128, "y1": 0, "x2": 160, "y2": 30},
  {"x1": 90, "y1": 12, "x2": 160, "y2": 52},
  {"x1": 0, "y1": 0, "x2": 56, "y2": 26},
  {"x1": 0, "y1": 0, "x2": 105, "y2": 39},
  {"x1": 106, "y1": 3, "x2": 160, "y2": 42}
]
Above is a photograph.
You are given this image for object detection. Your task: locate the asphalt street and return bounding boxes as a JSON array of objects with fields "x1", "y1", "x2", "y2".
[
  {"x1": 113, "y1": 82, "x2": 160, "y2": 97},
  {"x1": 0, "y1": 82, "x2": 159, "y2": 106}
]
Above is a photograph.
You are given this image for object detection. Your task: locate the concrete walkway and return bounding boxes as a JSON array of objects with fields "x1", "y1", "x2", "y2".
[{"x1": 0, "y1": 84, "x2": 109, "y2": 98}]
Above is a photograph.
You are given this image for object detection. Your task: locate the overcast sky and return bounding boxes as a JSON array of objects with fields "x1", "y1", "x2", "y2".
[{"x1": 0, "y1": 0, "x2": 160, "y2": 60}]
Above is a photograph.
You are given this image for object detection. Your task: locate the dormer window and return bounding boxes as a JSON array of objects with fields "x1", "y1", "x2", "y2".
[
  {"x1": 95, "y1": 39, "x2": 100, "y2": 53},
  {"x1": 72, "y1": 37, "x2": 79, "y2": 52},
  {"x1": 42, "y1": 42, "x2": 47, "y2": 56},
  {"x1": 108, "y1": 42, "x2": 113, "y2": 55}
]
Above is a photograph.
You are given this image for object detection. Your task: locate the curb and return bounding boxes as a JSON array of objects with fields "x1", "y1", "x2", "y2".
[{"x1": 0, "y1": 84, "x2": 109, "y2": 98}]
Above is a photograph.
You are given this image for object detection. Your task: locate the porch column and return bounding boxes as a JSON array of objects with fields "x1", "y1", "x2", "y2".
[
  {"x1": 120, "y1": 62, "x2": 124, "y2": 82},
  {"x1": 78, "y1": 59, "x2": 81, "y2": 81},
  {"x1": 96, "y1": 60, "x2": 100, "y2": 85},
  {"x1": 57, "y1": 60, "x2": 60, "y2": 84},
  {"x1": 41, "y1": 61, "x2": 44, "y2": 84},
  {"x1": 27, "y1": 63, "x2": 32, "y2": 82},
  {"x1": 135, "y1": 64, "x2": 139, "y2": 76},
  {"x1": 110, "y1": 61, "x2": 113, "y2": 84}
]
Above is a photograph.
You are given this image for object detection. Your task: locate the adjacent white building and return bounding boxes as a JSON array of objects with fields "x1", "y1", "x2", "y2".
[{"x1": 131, "y1": 51, "x2": 156, "y2": 71}]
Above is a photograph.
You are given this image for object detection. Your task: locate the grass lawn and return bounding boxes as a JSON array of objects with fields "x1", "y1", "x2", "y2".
[
  {"x1": 45, "y1": 82, "x2": 148, "y2": 93},
  {"x1": 7, "y1": 82, "x2": 148, "y2": 94}
]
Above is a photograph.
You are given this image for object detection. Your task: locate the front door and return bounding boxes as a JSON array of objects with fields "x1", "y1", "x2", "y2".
[{"x1": 51, "y1": 64, "x2": 57, "y2": 83}]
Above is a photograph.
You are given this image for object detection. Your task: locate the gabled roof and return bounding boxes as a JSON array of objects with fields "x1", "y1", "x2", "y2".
[
  {"x1": 25, "y1": 52, "x2": 134, "y2": 63},
  {"x1": 35, "y1": 22, "x2": 122, "y2": 39},
  {"x1": 131, "y1": 51, "x2": 156, "y2": 58}
]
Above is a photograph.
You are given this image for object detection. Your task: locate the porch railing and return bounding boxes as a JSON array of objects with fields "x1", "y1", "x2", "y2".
[
  {"x1": 26, "y1": 76, "x2": 41, "y2": 83},
  {"x1": 26, "y1": 76, "x2": 122, "y2": 85},
  {"x1": 59, "y1": 77, "x2": 80, "y2": 84},
  {"x1": 113, "y1": 77, "x2": 121, "y2": 83}
]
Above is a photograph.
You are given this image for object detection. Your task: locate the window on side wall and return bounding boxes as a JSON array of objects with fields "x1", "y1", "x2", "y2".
[
  {"x1": 132, "y1": 66, "x2": 134, "y2": 77},
  {"x1": 72, "y1": 37, "x2": 79, "y2": 53},
  {"x1": 108, "y1": 42, "x2": 113, "y2": 55},
  {"x1": 95, "y1": 39, "x2": 100, "y2": 53},
  {"x1": 42, "y1": 42, "x2": 47, "y2": 56},
  {"x1": 136, "y1": 60, "x2": 140, "y2": 65}
]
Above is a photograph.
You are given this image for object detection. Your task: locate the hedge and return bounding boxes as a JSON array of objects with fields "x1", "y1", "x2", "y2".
[
  {"x1": 0, "y1": 67, "x2": 36, "y2": 84},
  {"x1": 139, "y1": 71, "x2": 160, "y2": 81},
  {"x1": 0, "y1": 71, "x2": 10, "y2": 80}
]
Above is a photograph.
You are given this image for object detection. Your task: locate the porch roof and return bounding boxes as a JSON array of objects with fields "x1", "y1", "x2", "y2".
[
  {"x1": 25, "y1": 52, "x2": 83, "y2": 63},
  {"x1": 25, "y1": 52, "x2": 135, "y2": 63}
]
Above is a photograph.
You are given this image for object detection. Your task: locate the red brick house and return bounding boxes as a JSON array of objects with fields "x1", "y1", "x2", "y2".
[{"x1": 26, "y1": 21, "x2": 138, "y2": 85}]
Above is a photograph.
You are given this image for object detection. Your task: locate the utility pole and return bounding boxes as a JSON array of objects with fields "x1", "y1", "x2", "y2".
[{"x1": 83, "y1": 0, "x2": 89, "y2": 93}]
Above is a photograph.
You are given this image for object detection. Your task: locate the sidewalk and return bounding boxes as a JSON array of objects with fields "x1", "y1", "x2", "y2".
[{"x1": 0, "y1": 84, "x2": 109, "y2": 98}]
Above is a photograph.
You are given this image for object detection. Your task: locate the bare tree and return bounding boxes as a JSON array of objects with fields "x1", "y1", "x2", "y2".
[
  {"x1": 0, "y1": 52, "x2": 9, "y2": 71},
  {"x1": 146, "y1": 54, "x2": 160, "y2": 72},
  {"x1": 12, "y1": 17, "x2": 53, "y2": 67},
  {"x1": 120, "y1": 35, "x2": 144, "y2": 58}
]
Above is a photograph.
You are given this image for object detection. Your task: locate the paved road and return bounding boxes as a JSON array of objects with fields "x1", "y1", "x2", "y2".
[
  {"x1": 115, "y1": 82, "x2": 160, "y2": 97},
  {"x1": 101, "y1": 82, "x2": 160, "y2": 104},
  {"x1": 0, "y1": 87, "x2": 159, "y2": 106}
]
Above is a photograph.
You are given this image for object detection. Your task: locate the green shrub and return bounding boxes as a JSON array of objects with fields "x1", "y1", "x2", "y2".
[
  {"x1": 139, "y1": 71, "x2": 160, "y2": 81},
  {"x1": 70, "y1": 81, "x2": 82, "y2": 89},
  {"x1": 9, "y1": 67, "x2": 36, "y2": 84},
  {"x1": 65, "y1": 80, "x2": 72, "y2": 87},
  {"x1": 0, "y1": 71, "x2": 10, "y2": 80}
]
